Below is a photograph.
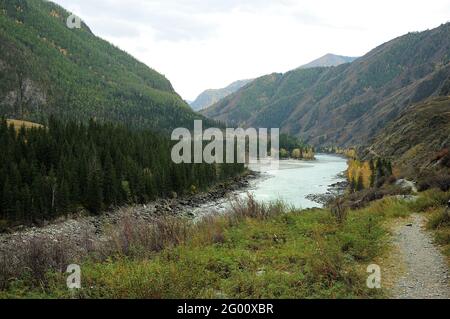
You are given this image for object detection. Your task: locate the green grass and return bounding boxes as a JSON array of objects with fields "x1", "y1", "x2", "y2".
[
  {"x1": 424, "y1": 190, "x2": 450, "y2": 261},
  {"x1": 5, "y1": 190, "x2": 450, "y2": 299},
  {"x1": 408, "y1": 189, "x2": 450, "y2": 212},
  {"x1": 2, "y1": 195, "x2": 426, "y2": 299}
]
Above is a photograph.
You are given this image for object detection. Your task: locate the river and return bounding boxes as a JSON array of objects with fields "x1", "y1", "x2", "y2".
[
  {"x1": 0, "y1": 154, "x2": 349, "y2": 246},
  {"x1": 192, "y1": 154, "x2": 348, "y2": 218},
  {"x1": 245, "y1": 154, "x2": 348, "y2": 208}
]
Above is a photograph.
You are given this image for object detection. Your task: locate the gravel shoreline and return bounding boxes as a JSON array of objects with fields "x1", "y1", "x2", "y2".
[
  {"x1": 305, "y1": 179, "x2": 349, "y2": 206},
  {"x1": 0, "y1": 172, "x2": 259, "y2": 249}
]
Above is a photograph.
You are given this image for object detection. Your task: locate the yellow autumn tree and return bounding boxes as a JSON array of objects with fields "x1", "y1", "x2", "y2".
[
  {"x1": 291, "y1": 148, "x2": 302, "y2": 159},
  {"x1": 347, "y1": 159, "x2": 373, "y2": 190},
  {"x1": 360, "y1": 161, "x2": 372, "y2": 188}
]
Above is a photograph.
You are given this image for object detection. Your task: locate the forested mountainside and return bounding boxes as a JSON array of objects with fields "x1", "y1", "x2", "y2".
[
  {"x1": 0, "y1": 0, "x2": 210, "y2": 131},
  {"x1": 202, "y1": 23, "x2": 450, "y2": 147},
  {"x1": 193, "y1": 54, "x2": 356, "y2": 113},
  {"x1": 190, "y1": 79, "x2": 253, "y2": 111},
  {"x1": 362, "y1": 95, "x2": 450, "y2": 178},
  {"x1": 0, "y1": 118, "x2": 245, "y2": 228}
]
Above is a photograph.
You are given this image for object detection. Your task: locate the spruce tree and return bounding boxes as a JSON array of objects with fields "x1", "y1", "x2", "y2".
[
  {"x1": 369, "y1": 159, "x2": 375, "y2": 187},
  {"x1": 86, "y1": 169, "x2": 103, "y2": 215}
]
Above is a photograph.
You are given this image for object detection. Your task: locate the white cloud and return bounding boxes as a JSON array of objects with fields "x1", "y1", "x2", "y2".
[{"x1": 52, "y1": 0, "x2": 450, "y2": 101}]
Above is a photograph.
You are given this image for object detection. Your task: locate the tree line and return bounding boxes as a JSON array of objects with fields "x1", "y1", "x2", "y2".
[
  {"x1": 279, "y1": 134, "x2": 315, "y2": 160},
  {"x1": 348, "y1": 158, "x2": 393, "y2": 192},
  {"x1": 0, "y1": 118, "x2": 245, "y2": 228}
]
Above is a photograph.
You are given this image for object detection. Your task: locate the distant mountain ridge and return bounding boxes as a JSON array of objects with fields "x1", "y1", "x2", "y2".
[
  {"x1": 297, "y1": 53, "x2": 358, "y2": 69},
  {"x1": 190, "y1": 79, "x2": 253, "y2": 111},
  {"x1": 202, "y1": 23, "x2": 450, "y2": 147},
  {"x1": 192, "y1": 54, "x2": 356, "y2": 112},
  {"x1": 0, "y1": 0, "x2": 209, "y2": 131}
]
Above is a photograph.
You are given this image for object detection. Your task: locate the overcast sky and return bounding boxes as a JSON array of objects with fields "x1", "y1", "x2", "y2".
[{"x1": 52, "y1": 0, "x2": 450, "y2": 101}]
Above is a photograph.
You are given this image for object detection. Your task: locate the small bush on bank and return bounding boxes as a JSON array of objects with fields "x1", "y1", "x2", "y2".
[
  {"x1": 344, "y1": 185, "x2": 410, "y2": 210},
  {"x1": 434, "y1": 229, "x2": 450, "y2": 247},
  {"x1": 407, "y1": 189, "x2": 450, "y2": 212},
  {"x1": 330, "y1": 198, "x2": 348, "y2": 224},
  {"x1": 227, "y1": 194, "x2": 288, "y2": 222},
  {"x1": 0, "y1": 237, "x2": 77, "y2": 290},
  {"x1": 427, "y1": 208, "x2": 450, "y2": 230},
  {"x1": 417, "y1": 173, "x2": 450, "y2": 192},
  {"x1": 104, "y1": 214, "x2": 192, "y2": 258},
  {"x1": 426, "y1": 206, "x2": 450, "y2": 259}
]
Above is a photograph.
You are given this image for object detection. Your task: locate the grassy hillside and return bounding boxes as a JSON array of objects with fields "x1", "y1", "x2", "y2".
[
  {"x1": 2, "y1": 190, "x2": 449, "y2": 299},
  {"x1": 202, "y1": 23, "x2": 450, "y2": 147},
  {"x1": 203, "y1": 69, "x2": 327, "y2": 126},
  {"x1": 0, "y1": 0, "x2": 210, "y2": 131},
  {"x1": 363, "y1": 96, "x2": 450, "y2": 178}
]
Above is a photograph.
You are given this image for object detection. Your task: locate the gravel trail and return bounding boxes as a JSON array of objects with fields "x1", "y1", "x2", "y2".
[{"x1": 392, "y1": 214, "x2": 449, "y2": 299}]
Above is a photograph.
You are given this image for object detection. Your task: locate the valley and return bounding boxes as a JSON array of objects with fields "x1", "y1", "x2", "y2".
[
  {"x1": 0, "y1": 0, "x2": 449, "y2": 301},
  {"x1": 201, "y1": 23, "x2": 450, "y2": 147}
]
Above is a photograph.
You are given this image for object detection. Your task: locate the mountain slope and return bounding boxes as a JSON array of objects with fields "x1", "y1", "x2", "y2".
[
  {"x1": 193, "y1": 54, "x2": 355, "y2": 112},
  {"x1": 202, "y1": 24, "x2": 450, "y2": 146},
  {"x1": 363, "y1": 96, "x2": 450, "y2": 174},
  {"x1": 297, "y1": 53, "x2": 358, "y2": 69},
  {"x1": 202, "y1": 69, "x2": 328, "y2": 126},
  {"x1": 190, "y1": 79, "x2": 253, "y2": 111},
  {"x1": 0, "y1": 0, "x2": 207, "y2": 131}
]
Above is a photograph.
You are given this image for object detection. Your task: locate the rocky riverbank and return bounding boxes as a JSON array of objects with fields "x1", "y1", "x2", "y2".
[
  {"x1": 0, "y1": 172, "x2": 258, "y2": 249},
  {"x1": 306, "y1": 179, "x2": 349, "y2": 206}
]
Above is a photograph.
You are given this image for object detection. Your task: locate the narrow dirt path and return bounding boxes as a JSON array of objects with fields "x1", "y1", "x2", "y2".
[{"x1": 391, "y1": 214, "x2": 449, "y2": 299}]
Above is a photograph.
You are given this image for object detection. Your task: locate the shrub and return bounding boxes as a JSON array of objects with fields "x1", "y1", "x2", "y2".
[
  {"x1": 0, "y1": 236, "x2": 76, "y2": 290},
  {"x1": 105, "y1": 214, "x2": 191, "y2": 257},
  {"x1": 434, "y1": 229, "x2": 450, "y2": 246},
  {"x1": 417, "y1": 173, "x2": 450, "y2": 192},
  {"x1": 193, "y1": 216, "x2": 227, "y2": 246},
  {"x1": 330, "y1": 198, "x2": 348, "y2": 224},
  {"x1": 408, "y1": 189, "x2": 450, "y2": 212},
  {"x1": 345, "y1": 185, "x2": 410, "y2": 209},
  {"x1": 431, "y1": 148, "x2": 450, "y2": 168},
  {"x1": 227, "y1": 194, "x2": 287, "y2": 222},
  {"x1": 427, "y1": 208, "x2": 450, "y2": 230}
]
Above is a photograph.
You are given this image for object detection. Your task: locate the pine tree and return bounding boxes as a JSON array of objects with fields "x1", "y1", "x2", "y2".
[
  {"x1": 86, "y1": 169, "x2": 103, "y2": 215},
  {"x1": 0, "y1": 117, "x2": 245, "y2": 225},
  {"x1": 56, "y1": 180, "x2": 70, "y2": 213},
  {"x1": 102, "y1": 153, "x2": 119, "y2": 207},
  {"x1": 369, "y1": 159, "x2": 375, "y2": 187},
  {"x1": 386, "y1": 160, "x2": 393, "y2": 176}
]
